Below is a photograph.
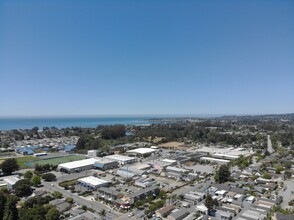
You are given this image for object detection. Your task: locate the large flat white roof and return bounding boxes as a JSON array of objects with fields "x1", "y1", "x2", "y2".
[
  {"x1": 127, "y1": 148, "x2": 157, "y2": 155},
  {"x1": 200, "y1": 157, "x2": 230, "y2": 163},
  {"x1": 212, "y1": 154, "x2": 239, "y2": 159},
  {"x1": 93, "y1": 157, "x2": 117, "y2": 164},
  {"x1": 79, "y1": 176, "x2": 108, "y2": 187},
  {"x1": 104, "y1": 154, "x2": 136, "y2": 162},
  {"x1": 58, "y1": 158, "x2": 97, "y2": 169},
  {"x1": 162, "y1": 159, "x2": 177, "y2": 163}
]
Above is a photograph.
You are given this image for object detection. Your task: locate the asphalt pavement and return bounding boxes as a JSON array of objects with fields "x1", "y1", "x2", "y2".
[
  {"x1": 41, "y1": 181, "x2": 120, "y2": 220},
  {"x1": 267, "y1": 135, "x2": 274, "y2": 154},
  {"x1": 278, "y1": 180, "x2": 294, "y2": 208}
]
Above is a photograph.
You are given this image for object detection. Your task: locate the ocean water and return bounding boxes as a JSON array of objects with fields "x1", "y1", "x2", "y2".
[{"x1": 0, "y1": 117, "x2": 154, "y2": 131}]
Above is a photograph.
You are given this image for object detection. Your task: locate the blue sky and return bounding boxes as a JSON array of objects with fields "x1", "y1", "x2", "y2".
[{"x1": 0, "y1": 0, "x2": 293, "y2": 116}]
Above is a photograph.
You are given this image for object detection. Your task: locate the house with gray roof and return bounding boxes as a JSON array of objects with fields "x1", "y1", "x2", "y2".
[{"x1": 168, "y1": 209, "x2": 190, "y2": 220}]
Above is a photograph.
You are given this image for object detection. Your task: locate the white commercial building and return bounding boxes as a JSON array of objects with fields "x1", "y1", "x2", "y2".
[
  {"x1": 58, "y1": 158, "x2": 97, "y2": 173},
  {"x1": 78, "y1": 176, "x2": 108, "y2": 190},
  {"x1": 104, "y1": 155, "x2": 137, "y2": 165},
  {"x1": 126, "y1": 148, "x2": 157, "y2": 157},
  {"x1": 212, "y1": 153, "x2": 239, "y2": 160},
  {"x1": 200, "y1": 157, "x2": 230, "y2": 164},
  {"x1": 162, "y1": 159, "x2": 177, "y2": 164},
  {"x1": 94, "y1": 158, "x2": 119, "y2": 170}
]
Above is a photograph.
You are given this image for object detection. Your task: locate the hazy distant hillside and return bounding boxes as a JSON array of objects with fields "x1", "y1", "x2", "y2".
[{"x1": 220, "y1": 113, "x2": 294, "y2": 121}]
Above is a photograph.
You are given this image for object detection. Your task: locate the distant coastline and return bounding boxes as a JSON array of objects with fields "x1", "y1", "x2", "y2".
[
  {"x1": 0, "y1": 113, "x2": 293, "y2": 131},
  {"x1": 0, "y1": 114, "x2": 222, "y2": 131},
  {"x1": 0, "y1": 116, "x2": 154, "y2": 131}
]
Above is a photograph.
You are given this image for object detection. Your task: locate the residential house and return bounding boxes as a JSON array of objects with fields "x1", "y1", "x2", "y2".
[
  {"x1": 168, "y1": 209, "x2": 189, "y2": 220},
  {"x1": 156, "y1": 205, "x2": 175, "y2": 218}
]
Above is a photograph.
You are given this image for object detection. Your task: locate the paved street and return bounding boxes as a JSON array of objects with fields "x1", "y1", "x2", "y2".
[
  {"x1": 267, "y1": 134, "x2": 274, "y2": 153},
  {"x1": 278, "y1": 180, "x2": 294, "y2": 208},
  {"x1": 173, "y1": 179, "x2": 212, "y2": 196},
  {"x1": 41, "y1": 181, "x2": 120, "y2": 220}
]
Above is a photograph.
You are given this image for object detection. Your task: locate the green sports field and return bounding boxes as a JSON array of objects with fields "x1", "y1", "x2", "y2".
[{"x1": 28, "y1": 155, "x2": 87, "y2": 167}]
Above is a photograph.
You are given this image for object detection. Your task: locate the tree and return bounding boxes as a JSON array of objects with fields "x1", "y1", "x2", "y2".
[
  {"x1": 52, "y1": 191, "x2": 63, "y2": 199},
  {"x1": 23, "y1": 170, "x2": 33, "y2": 179},
  {"x1": 204, "y1": 194, "x2": 214, "y2": 211},
  {"x1": 18, "y1": 205, "x2": 46, "y2": 220},
  {"x1": 3, "y1": 196, "x2": 18, "y2": 220},
  {"x1": 159, "y1": 190, "x2": 167, "y2": 199},
  {"x1": 178, "y1": 194, "x2": 184, "y2": 200},
  {"x1": 0, "y1": 158, "x2": 19, "y2": 175},
  {"x1": 76, "y1": 136, "x2": 87, "y2": 149},
  {"x1": 101, "y1": 125, "x2": 126, "y2": 139},
  {"x1": 147, "y1": 195, "x2": 153, "y2": 203},
  {"x1": 134, "y1": 200, "x2": 144, "y2": 209},
  {"x1": 32, "y1": 175, "x2": 41, "y2": 187},
  {"x1": 23, "y1": 196, "x2": 51, "y2": 209},
  {"x1": 42, "y1": 173, "x2": 56, "y2": 182},
  {"x1": 46, "y1": 207, "x2": 59, "y2": 220},
  {"x1": 263, "y1": 172, "x2": 272, "y2": 179},
  {"x1": 213, "y1": 198, "x2": 219, "y2": 206},
  {"x1": 81, "y1": 205, "x2": 87, "y2": 211},
  {"x1": 214, "y1": 165, "x2": 231, "y2": 183},
  {"x1": 35, "y1": 164, "x2": 57, "y2": 174},
  {"x1": 32, "y1": 126, "x2": 39, "y2": 133},
  {"x1": 0, "y1": 193, "x2": 6, "y2": 220},
  {"x1": 275, "y1": 166, "x2": 283, "y2": 174},
  {"x1": 13, "y1": 179, "x2": 33, "y2": 197},
  {"x1": 66, "y1": 197, "x2": 74, "y2": 203}
]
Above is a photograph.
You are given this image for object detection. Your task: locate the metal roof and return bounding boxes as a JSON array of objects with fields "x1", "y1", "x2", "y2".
[
  {"x1": 58, "y1": 158, "x2": 97, "y2": 169},
  {"x1": 79, "y1": 176, "x2": 108, "y2": 187}
]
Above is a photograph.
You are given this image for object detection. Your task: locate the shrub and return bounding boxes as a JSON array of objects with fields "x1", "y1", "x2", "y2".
[{"x1": 42, "y1": 173, "x2": 56, "y2": 182}]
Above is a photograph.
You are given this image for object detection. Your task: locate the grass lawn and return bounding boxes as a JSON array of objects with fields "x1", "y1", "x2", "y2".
[
  {"x1": 0, "y1": 155, "x2": 87, "y2": 169},
  {"x1": 0, "y1": 156, "x2": 39, "y2": 169},
  {"x1": 29, "y1": 155, "x2": 86, "y2": 167},
  {"x1": 16, "y1": 156, "x2": 39, "y2": 168}
]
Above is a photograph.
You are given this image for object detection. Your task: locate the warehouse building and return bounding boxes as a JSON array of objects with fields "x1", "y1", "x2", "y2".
[
  {"x1": 126, "y1": 148, "x2": 157, "y2": 157},
  {"x1": 131, "y1": 163, "x2": 151, "y2": 170},
  {"x1": 134, "y1": 177, "x2": 158, "y2": 188},
  {"x1": 58, "y1": 158, "x2": 97, "y2": 173},
  {"x1": 148, "y1": 159, "x2": 177, "y2": 172},
  {"x1": 200, "y1": 157, "x2": 230, "y2": 164},
  {"x1": 78, "y1": 176, "x2": 109, "y2": 190},
  {"x1": 121, "y1": 164, "x2": 149, "y2": 176},
  {"x1": 116, "y1": 168, "x2": 137, "y2": 179},
  {"x1": 94, "y1": 158, "x2": 119, "y2": 171},
  {"x1": 130, "y1": 185, "x2": 160, "y2": 204},
  {"x1": 212, "y1": 153, "x2": 239, "y2": 160},
  {"x1": 104, "y1": 154, "x2": 137, "y2": 165}
]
